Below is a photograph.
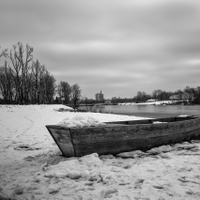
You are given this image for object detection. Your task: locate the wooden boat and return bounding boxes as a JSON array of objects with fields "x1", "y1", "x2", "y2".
[{"x1": 46, "y1": 115, "x2": 200, "y2": 157}]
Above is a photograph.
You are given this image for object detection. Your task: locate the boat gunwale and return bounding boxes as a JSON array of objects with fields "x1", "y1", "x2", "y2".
[{"x1": 46, "y1": 115, "x2": 198, "y2": 130}]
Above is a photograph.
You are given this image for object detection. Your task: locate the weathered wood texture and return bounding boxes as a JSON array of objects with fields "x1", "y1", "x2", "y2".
[
  {"x1": 46, "y1": 116, "x2": 200, "y2": 157},
  {"x1": 46, "y1": 127, "x2": 75, "y2": 157}
]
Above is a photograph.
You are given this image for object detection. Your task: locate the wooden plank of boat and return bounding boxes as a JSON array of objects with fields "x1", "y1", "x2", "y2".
[{"x1": 46, "y1": 115, "x2": 200, "y2": 157}]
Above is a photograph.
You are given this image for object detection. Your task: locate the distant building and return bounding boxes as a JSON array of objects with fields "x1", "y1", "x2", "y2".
[{"x1": 95, "y1": 90, "x2": 104, "y2": 101}]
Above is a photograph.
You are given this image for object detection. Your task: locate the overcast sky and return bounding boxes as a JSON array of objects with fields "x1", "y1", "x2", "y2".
[{"x1": 1, "y1": 0, "x2": 200, "y2": 99}]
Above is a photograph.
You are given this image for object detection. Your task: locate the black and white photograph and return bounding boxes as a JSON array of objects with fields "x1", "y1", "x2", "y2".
[{"x1": 0, "y1": 0, "x2": 200, "y2": 199}]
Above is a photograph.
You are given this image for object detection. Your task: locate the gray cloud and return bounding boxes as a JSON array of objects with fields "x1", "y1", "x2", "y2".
[{"x1": 1, "y1": 0, "x2": 200, "y2": 98}]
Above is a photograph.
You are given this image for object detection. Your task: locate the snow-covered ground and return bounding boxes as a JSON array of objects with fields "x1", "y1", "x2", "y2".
[{"x1": 0, "y1": 105, "x2": 200, "y2": 200}]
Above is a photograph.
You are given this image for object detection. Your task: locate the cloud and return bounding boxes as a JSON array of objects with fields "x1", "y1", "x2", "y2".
[{"x1": 1, "y1": 0, "x2": 200, "y2": 98}]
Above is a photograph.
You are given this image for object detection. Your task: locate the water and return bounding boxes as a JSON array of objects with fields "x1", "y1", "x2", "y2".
[{"x1": 100, "y1": 104, "x2": 200, "y2": 118}]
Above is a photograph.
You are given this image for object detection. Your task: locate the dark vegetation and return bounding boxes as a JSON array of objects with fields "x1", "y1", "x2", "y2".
[{"x1": 110, "y1": 87, "x2": 200, "y2": 105}]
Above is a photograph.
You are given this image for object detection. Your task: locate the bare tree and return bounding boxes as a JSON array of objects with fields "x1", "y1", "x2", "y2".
[
  {"x1": 57, "y1": 81, "x2": 71, "y2": 104},
  {"x1": 43, "y1": 71, "x2": 56, "y2": 104},
  {"x1": 31, "y1": 60, "x2": 43, "y2": 104},
  {"x1": 36, "y1": 66, "x2": 56, "y2": 104},
  {"x1": 0, "y1": 62, "x2": 14, "y2": 103},
  {"x1": 29, "y1": 62, "x2": 56, "y2": 104},
  {"x1": 71, "y1": 83, "x2": 81, "y2": 109},
  {"x1": 5, "y1": 42, "x2": 33, "y2": 104}
]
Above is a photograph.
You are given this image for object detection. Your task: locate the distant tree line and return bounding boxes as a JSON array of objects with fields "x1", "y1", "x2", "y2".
[
  {"x1": 0, "y1": 42, "x2": 81, "y2": 108},
  {"x1": 111, "y1": 87, "x2": 200, "y2": 105},
  {"x1": 80, "y1": 86, "x2": 200, "y2": 106}
]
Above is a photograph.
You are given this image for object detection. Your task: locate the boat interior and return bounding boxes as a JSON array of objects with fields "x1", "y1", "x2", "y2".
[{"x1": 105, "y1": 115, "x2": 197, "y2": 126}]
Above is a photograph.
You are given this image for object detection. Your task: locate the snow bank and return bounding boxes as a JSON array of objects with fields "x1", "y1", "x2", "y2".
[{"x1": 57, "y1": 115, "x2": 106, "y2": 128}]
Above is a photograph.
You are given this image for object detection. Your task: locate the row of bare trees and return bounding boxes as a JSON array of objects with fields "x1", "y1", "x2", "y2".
[
  {"x1": 0, "y1": 43, "x2": 56, "y2": 104},
  {"x1": 0, "y1": 43, "x2": 81, "y2": 107},
  {"x1": 132, "y1": 87, "x2": 200, "y2": 104}
]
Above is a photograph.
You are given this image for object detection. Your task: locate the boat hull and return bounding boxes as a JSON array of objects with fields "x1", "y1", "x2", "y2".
[{"x1": 46, "y1": 116, "x2": 200, "y2": 157}]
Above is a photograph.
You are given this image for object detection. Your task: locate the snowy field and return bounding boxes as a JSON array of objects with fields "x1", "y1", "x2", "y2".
[{"x1": 0, "y1": 105, "x2": 200, "y2": 200}]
